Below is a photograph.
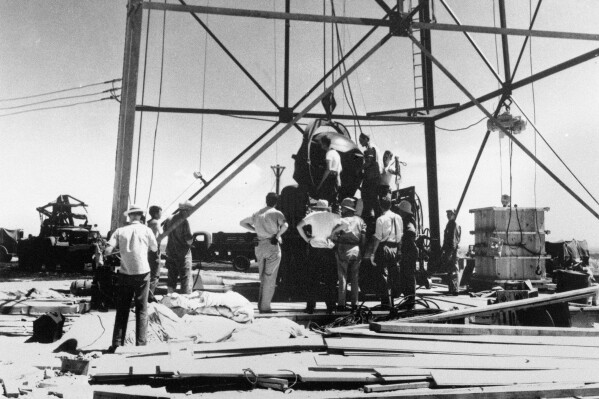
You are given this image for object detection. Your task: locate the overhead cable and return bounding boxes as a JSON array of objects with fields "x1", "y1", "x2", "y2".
[
  {"x1": 0, "y1": 97, "x2": 114, "y2": 118},
  {"x1": 435, "y1": 116, "x2": 486, "y2": 131},
  {"x1": 0, "y1": 88, "x2": 120, "y2": 111},
  {"x1": 0, "y1": 78, "x2": 121, "y2": 102}
]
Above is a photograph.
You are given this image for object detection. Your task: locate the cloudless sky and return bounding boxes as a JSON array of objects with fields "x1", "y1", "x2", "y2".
[{"x1": 1, "y1": 0, "x2": 598, "y2": 248}]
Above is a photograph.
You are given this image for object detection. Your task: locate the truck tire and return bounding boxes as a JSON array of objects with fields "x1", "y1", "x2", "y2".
[
  {"x1": 232, "y1": 256, "x2": 251, "y2": 272},
  {"x1": 0, "y1": 246, "x2": 11, "y2": 263}
]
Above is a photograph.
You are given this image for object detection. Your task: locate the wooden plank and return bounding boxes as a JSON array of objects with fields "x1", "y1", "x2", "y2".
[
  {"x1": 363, "y1": 382, "x2": 431, "y2": 393},
  {"x1": 331, "y1": 382, "x2": 599, "y2": 399},
  {"x1": 431, "y1": 369, "x2": 599, "y2": 387},
  {"x1": 93, "y1": 390, "x2": 169, "y2": 399},
  {"x1": 390, "y1": 286, "x2": 598, "y2": 323},
  {"x1": 314, "y1": 354, "x2": 599, "y2": 370},
  {"x1": 370, "y1": 321, "x2": 599, "y2": 336},
  {"x1": 330, "y1": 327, "x2": 599, "y2": 347},
  {"x1": 324, "y1": 336, "x2": 599, "y2": 359}
]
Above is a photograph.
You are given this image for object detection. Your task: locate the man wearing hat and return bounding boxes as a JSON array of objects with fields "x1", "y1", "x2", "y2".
[
  {"x1": 163, "y1": 201, "x2": 194, "y2": 294},
  {"x1": 296, "y1": 199, "x2": 340, "y2": 313},
  {"x1": 240, "y1": 192, "x2": 289, "y2": 313},
  {"x1": 358, "y1": 132, "x2": 381, "y2": 223},
  {"x1": 370, "y1": 196, "x2": 403, "y2": 306},
  {"x1": 397, "y1": 200, "x2": 418, "y2": 308},
  {"x1": 330, "y1": 198, "x2": 366, "y2": 311},
  {"x1": 441, "y1": 209, "x2": 461, "y2": 295},
  {"x1": 105, "y1": 204, "x2": 158, "y2": 350}
]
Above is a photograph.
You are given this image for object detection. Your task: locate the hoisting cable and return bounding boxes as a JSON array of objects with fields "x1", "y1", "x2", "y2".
[
  {"x1": 145, "y1": 0, "x2": 168, "y2": 211},
  {"x1": 0, "y1": 78, "x2": 121, "y2": 102},
  {"x1": 198, "y1": 2, "x2": 210, "y2": 174},
  {"x1": 0, "y1": 88, "x2": 120, "y2": 111},
  {"x1": 272, "y1": 0, "x2": 279, "y2": 164},
  {"x1": 133, "y1": 1, "x2": 153, "y2": 204}
]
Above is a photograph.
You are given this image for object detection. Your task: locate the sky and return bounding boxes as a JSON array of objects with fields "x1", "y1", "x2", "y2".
[{"x1": 1, "y1": 0, "x2": 598, "y2": 248}]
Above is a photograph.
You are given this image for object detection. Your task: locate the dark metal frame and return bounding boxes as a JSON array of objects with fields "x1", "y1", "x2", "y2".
[{"x1": 112, "y1": 0, "x2": 599, "y2": 265}]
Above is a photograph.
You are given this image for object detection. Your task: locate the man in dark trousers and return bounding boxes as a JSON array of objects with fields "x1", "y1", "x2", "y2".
[
  {"x1": 147, "y1": 205, "x2": 163, "y2": 296},
  {"x1": 359, "y1": 132, "x2": 381, "y2": 222},
  {"x1": 441, "y1": 209, "x2": 461, "y2": 295},
  {"x1": 296, "y1": 199, "x2": 340, "y2": 314},
  {"x1": 105, "y1": 204, "x2": 158, "y2": 351},
  {"x1": 397, "y1": 200, "x2": 418, "y2": 309},
  {"x1": 163, "y1": 201, "x2": 194, "y2": 294},
  {"x1": 240, "y1": 192, "x2": 289, "y2": 313},
  {"x1": 370, "y1": 196, "x2": 402, "y2": 307}
]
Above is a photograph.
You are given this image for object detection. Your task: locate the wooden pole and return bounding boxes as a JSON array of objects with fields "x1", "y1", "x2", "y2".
[{"x1": 111, "y1": 0, "x2": 143, "y2": 231}]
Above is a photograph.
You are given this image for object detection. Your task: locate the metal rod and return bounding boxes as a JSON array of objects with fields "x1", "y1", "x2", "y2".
[
  {"x1": 111, "y1": 0, "x2": 143, "y2": 231},
  {"x1": 374, "y1": 0, "x2": 393, "y2": 14},
  {"x1": 284, "y1": 0, "x2": 290, "y2": 109},
  {"x1": 178, "y1": 0, "x2": 279, "y2": 109},
  {"x1": 435, "y1": 46, "x2": 599, "y2": 120},
  {"x1": 511, "y1": 0, "x2": 543, "y2": 80},
  {"x1": 410, "y1": 33, "x2": 599, "y2": 221},
  {"x1": 145, "y1": 2, "x2": 391, "y2": 27},
  {"x1": 292, "y1": 5, "x2": 397, "y2": 110},
  {"x1": 437, "y1": 0, "x2": 502, "y2": 84},
  {"x1": 159, "y1": 32, "x2": 395, "y2": 238},
  {"x1": 135, "y1": 105, "x2": 430, "y2": 122},
  {"x1": 498, "y1": 0, "x2": 511, "y2": 82},
  {"x1": 413, "y1": 22, "x2": 599, "y2": 41}
]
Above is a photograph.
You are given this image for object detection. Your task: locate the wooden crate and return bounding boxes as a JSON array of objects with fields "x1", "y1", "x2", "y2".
[
  {"x1": 474, "y1": 256, "x2": 548, "y2": 280},
  {"x1": 471, "y1": 231, "x2": 546, "y2": 257},
  {"x1": 470, "y1": 207, "x2": 548, "y2": 232}
]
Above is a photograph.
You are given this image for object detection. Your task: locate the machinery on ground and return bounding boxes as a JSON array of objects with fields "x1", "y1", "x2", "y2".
[
  {"x1": 0, "y1": 228, "x2": 23, "y2": 262},
  {"x1": 191, "y1": 231, "x2": 257, "y2": 271},
  {"x1": 17, "y1": 195, "x2": 100, "y2": 272}
]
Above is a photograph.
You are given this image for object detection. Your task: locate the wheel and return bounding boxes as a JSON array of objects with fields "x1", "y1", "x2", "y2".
[
  {"x1": 0, "y1": 246, "x2": 11, "y2": 263},
  {"x1": 232, "y1": 256, "x2": 251, "y2": 272}
]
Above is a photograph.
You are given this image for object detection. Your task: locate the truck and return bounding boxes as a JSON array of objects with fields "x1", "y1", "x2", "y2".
[
  {"x1": 17, "y1": 195, "x2": 100, "y2": 272},
  {"x1": 191, "y1": 231, "x2": 257, "y2": 271}
]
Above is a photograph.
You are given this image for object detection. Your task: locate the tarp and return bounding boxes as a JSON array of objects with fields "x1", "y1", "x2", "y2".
[
  {"x1": 546, "y1": 239, "x2": 590, "y2": 267},
  {"x1": 0, "y1": 228, "x2": 20, "y2": 251}
]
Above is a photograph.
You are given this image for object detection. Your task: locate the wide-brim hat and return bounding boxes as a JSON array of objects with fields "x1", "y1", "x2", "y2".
[
  {"x1": 398, "y1": 200, "x2": 413, "y2": 215},
  {"x1": 123, "y1": 204, "x2": 144, "y2": 217},
  {"x1": 312, "y1": 199, "x2": 330, "y2": 211},
  {"x1": 179, "y1": 200, "x2": 194, "y2": 211},
  {"x1": 340, "y1": 198, "x2": 356, "y2": 212}
]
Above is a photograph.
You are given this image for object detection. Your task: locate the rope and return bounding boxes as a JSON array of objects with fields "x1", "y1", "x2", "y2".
[
  {"x1": 272, "y1": 0, "x2": 279, "y2": 163},
  {"x1": 435, "y1": 116, "x2": 486, "y2": 131},
  {"x1": 0, "y1": 78, "x2": 121, "y2": 102},
  {"x1": 134, "y1": 0, "x2": 153, "y2": 203},
  {"x1": 146, "y1": 0, "x2": 168, "y2": 211}
]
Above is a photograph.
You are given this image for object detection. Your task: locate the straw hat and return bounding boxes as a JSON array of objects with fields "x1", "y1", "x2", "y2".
[{"x1": 123, "y1": 204, "x2": 144, "y2": 217}]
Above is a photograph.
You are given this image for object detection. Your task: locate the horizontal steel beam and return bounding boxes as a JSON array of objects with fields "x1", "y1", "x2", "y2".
[
  {"x1": 135, "y1": 105, "x2": 431, "y2": 122},
  {"x1": 414, "y1": 22, "x2": 599, "y2": 42},
  {"x1": 143, "y1": 2, "x2": 391, "y2": 27}
]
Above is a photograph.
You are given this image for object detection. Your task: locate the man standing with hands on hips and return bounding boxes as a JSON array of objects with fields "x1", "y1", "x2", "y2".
[
  {"x1": 240, "y1": 192, "x2": 288, "y2": 313},
  {"x1": 105, "y1": 204, "x2": 158, "y2": 351}
]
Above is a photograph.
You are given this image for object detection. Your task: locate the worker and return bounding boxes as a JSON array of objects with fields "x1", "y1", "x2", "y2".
[
  {"x1": 147, "y1": 205, "x2": 163, "y2": 297},
  {"x1": 440, "y1": 209, "x2": 461, "y2": 295},
  {"x1": 163, "y1": 201, "x2": 194, "y2": 294},
  {"x1": 397, "y1": 200, "x2": 418, "y2": 308},
  {"x1": 104, "y1": 204, "x2": 158, "y2": 351},
  {"x1": 370, "y1": 196, "x2": 402, "y2": 307},
  {"x1": 379, "y1": 150, "x2": 402, "y2": 197},
  {"x1": 296, "y1": 199, "x2": 340, "y2": 314},
  {"x1": 316, "y1": 135, "x2": 342, "y2": 213},
  {"x1": 358, "y1": 132, "x2": 381, "y2": 222},
  {"x1": 330, "y1": 197, "x2": 366, "y2": 311},
  {"x1": 240, "y1": 192, "x2": 289, "y2": 313}
]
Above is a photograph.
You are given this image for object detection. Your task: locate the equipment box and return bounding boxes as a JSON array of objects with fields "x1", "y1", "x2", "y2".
[
  {"x1": 470, "y1": 207, "x2": 548, "y2": 232},
  {"x1": 474, "y1": 256, "x2": 548, "y2": 280}
]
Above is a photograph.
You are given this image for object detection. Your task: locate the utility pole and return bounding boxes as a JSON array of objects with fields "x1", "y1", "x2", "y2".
[{"x1": 271, "y1": 164, "x2": 285, "y2": 195}]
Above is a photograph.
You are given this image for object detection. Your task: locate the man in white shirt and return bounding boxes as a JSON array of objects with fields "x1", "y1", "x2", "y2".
[
  {"x1": 296, "y1": 199, "x2": 340, "y2": 313},
  {"x1": 240, "y1": 192, "x2": 289, "y2": 313},
  {"x1": 105, "y1": 204, "x2": 158, "y2": 350},
  {"x1": 147, "y1": 205, "x2": 163, "y2": 297},
  {"x1": 379, "y1": 150, "x2": 402, "y2": 197},
  {"x1": 370, "y1": 196, "x2": 403, "y2": 306},
  {"x1": 316, "y1": 135, "x2": 342, "y2": 213}
]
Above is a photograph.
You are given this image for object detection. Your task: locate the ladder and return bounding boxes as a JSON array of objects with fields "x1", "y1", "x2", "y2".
[{"x1": 410, "y1": 0, "x2": 424, "y2": 109}]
